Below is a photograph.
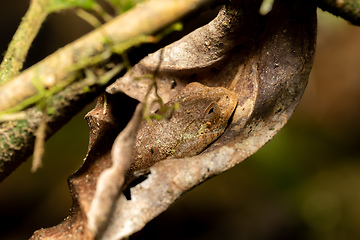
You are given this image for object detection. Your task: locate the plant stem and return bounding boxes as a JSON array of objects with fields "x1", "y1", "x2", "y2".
[{"x1": 0, "y1": 0, "x2": 49, "y2": 85}]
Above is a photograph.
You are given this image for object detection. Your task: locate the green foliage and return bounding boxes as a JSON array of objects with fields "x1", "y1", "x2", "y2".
[
  {"x1": 106, "y1": 0, "x2": 143, "y2": 14},
  {"x1": 48, "y1": 0, "x2": 97, "y2": 12},
  {"x1": 156, "y1": 22, "x2": 183, "y2": 38}
]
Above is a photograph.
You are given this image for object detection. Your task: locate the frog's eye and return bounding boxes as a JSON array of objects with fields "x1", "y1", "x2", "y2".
[{"x1": 202, "y1": 102, "x2": 220, "y2": 123}]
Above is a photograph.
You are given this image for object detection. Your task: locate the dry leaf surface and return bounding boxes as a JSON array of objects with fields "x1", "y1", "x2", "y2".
[{"x1": 31, "y1": 0, "x2": 317, "y2": 239}]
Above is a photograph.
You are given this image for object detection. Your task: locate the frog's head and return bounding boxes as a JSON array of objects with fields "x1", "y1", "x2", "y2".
[
  {"x1": 171, "y1": 82, "x2": 238, "y2": 158},
  {"x1": 198, "y1": 92, "x2": 238, "y2": 135}
]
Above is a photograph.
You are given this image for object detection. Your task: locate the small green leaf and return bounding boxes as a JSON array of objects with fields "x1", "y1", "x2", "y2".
[{"x1": 48, "y1": 0, "x2": 97, "y2": 12}]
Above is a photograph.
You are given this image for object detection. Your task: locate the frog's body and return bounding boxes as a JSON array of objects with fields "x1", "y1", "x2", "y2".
[{"x1": 127, "y1": 82, "x2": 237, "y2": 182}]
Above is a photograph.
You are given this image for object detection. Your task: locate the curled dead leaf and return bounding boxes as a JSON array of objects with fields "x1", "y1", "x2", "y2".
[{"x1": 31, "y1": 0, "x2": 316, "y2": 239}]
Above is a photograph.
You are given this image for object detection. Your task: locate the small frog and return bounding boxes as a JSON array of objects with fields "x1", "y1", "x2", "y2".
[{"x1": 126, "y1": 82, "x2": 237, "y2": 183}]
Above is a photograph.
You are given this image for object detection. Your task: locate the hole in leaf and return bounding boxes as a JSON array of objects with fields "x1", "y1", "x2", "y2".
[
  {"x1": 171, "y1": 80, "x2": 177, "y2": 89},
  {"x1": 123, "y1": 171, "x2": 151, "y2": 200}
]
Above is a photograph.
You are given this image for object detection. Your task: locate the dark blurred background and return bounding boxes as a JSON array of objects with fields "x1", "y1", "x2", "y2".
[{"x1": 1, "y1": 1, "x2": 360, "y2": 239}]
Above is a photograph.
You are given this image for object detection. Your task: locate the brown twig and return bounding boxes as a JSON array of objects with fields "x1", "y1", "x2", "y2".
[
  {"x1": 87, "y1": 104, "x2": 143, "y2": 236},
  {"x1": 317, "y1": 0, "x2": 360, "y2": 25},
  {"x1": 0, "y1": 0, "x2": 218, "y2": 181},
  {"x1": 0, "y1": 0, "x2": 216, "y2": 113}
]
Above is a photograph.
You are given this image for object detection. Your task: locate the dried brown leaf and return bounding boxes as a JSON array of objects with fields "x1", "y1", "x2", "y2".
[{"x1": 31, "y1": 0, "x2": 317, "y2": 239}]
